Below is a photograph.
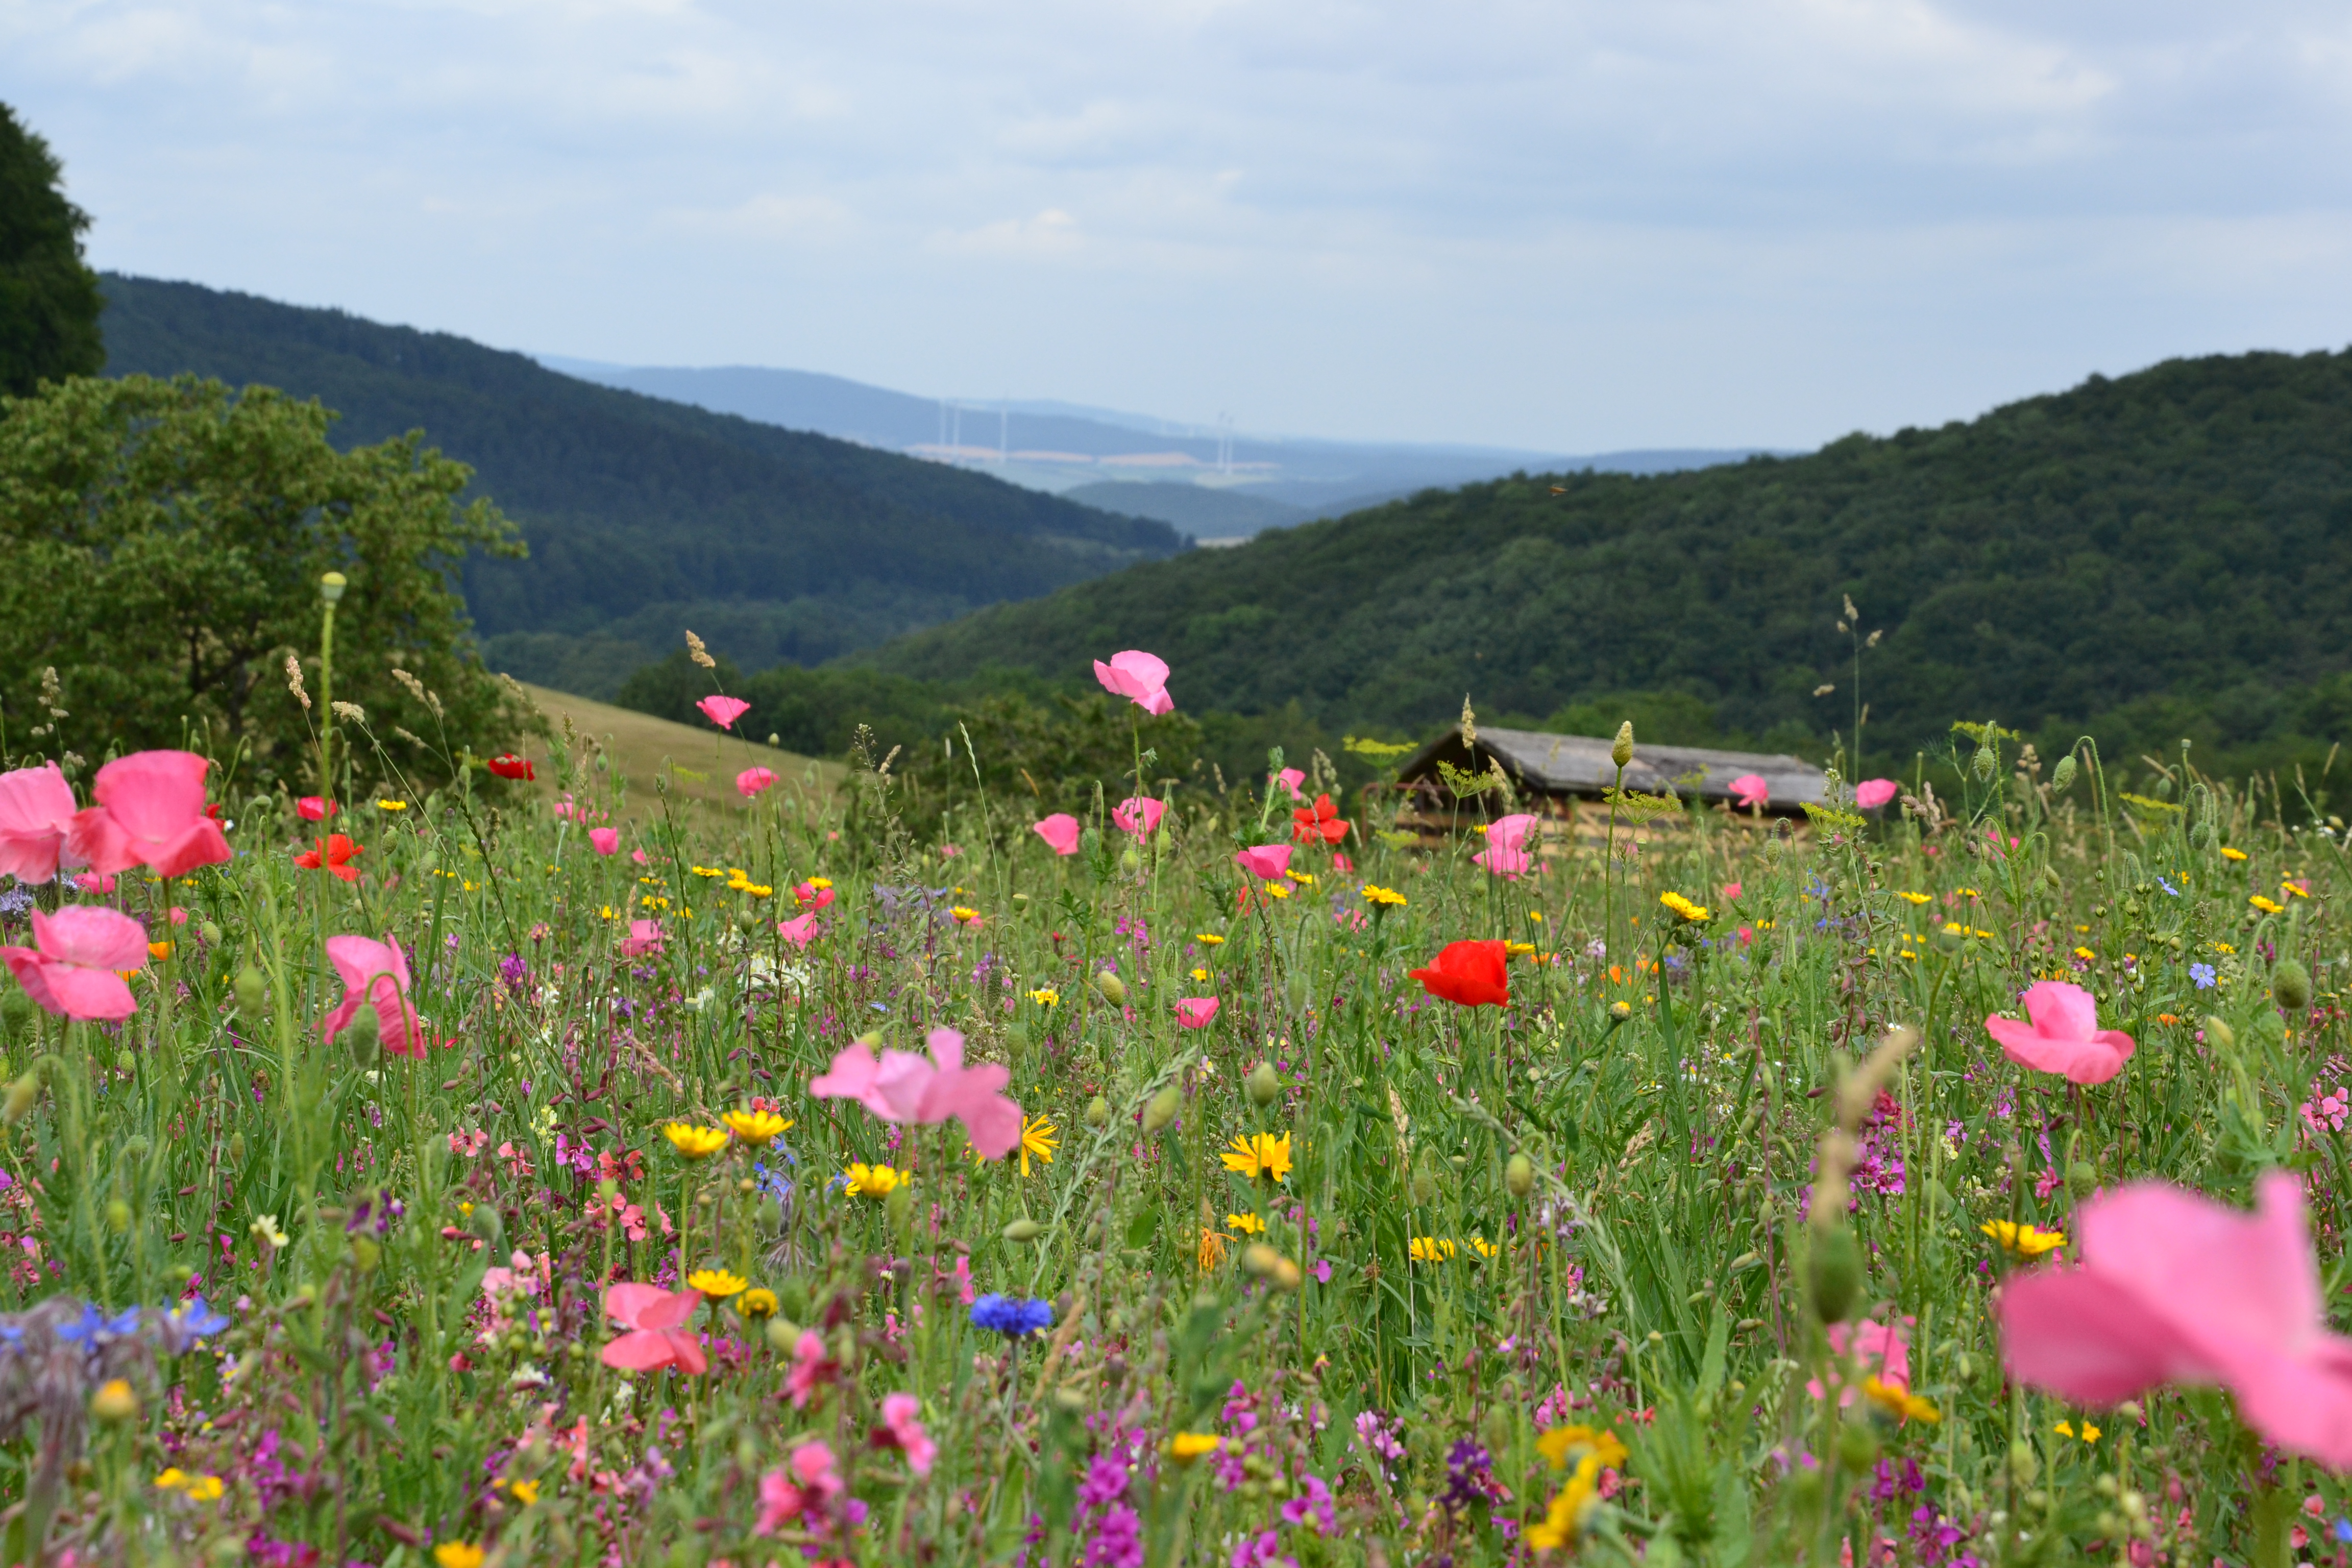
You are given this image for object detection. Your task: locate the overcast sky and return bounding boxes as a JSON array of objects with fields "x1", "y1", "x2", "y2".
[{"x1": 8, "y1": 1, "x2": 2352, "y2": 452}]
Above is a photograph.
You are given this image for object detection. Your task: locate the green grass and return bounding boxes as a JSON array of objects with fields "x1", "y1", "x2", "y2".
[{"x1": 0, "y1": 708, "x2": 2343, "y2": 1567}]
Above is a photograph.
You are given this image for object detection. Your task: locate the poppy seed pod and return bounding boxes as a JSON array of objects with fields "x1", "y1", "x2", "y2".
[
  {"x1": 0, "y1": 991, "x2": 31, "y2": 1044},
  {"x1": 340, "y1": 1004, "x2": 380, "y2": 1066},
  {"x1": 2274, "y1": 960, "x2": 2314, "y2": 1013},
  {"x1": 1085, "y1": 1094, "x2": 1111, "y2": 1130},
  {"x1": 2051, "y1": 754, "x2": 2078, "y2": 793},
  {"x1": 2202, "y1": 1015, "x2": 2235, "y2": 1051},
  {"x1": 1505, "y1": 1153, "x2": 1535, "y2": 1199},
  {"x1": 1002, "y1": 1218, "x2": 1043, "y2": 1243},
  {"x1": 1971, "y1": 745, "x2": 1997, "y2": 781},
  {"x1": 1611, "y1": 721, "x2": 1634, "y2": 769},
  {"x1": 1245, "y1": 1061, "x2": 1281, "y2": 1106},
  {"x1": 1094, "y1": 971, "x2": 1127, "y2": 1007},
  {"x1": 1143, "y1": 1084, "x2": 1182, "y2": 1133},
  {"x1": 468, "y1": 1204, "x2": 503, "y2": 1244},
  {"x1": 1410, "y1": 1168, "x2": 1438, "y2": 1206},
  {"x1": 1808, "y1": 1221, "x2": 1862, "y2": 1325},
  {"x1": 234, "y1": 965, "x2": 267, "y2": 1018},
  {"x1": 198, "y1": 919, "x2": 223, "y2": 947}
]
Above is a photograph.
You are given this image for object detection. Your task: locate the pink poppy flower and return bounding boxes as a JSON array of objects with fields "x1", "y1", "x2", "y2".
[
  {"x1": 1986, "y1": 980, "x2": 2135, "y2": 1086},
  {"x1": 737, "y1": 766, "x2": 778, "y2": 798},
  {"x1": 588, "y1": 827, "x2": 620, "y2": 856},
  {"x1": 1998, "y1": 1172, "x2": 2352, "y2": 1469},
  {"x1": 1092, "y1": 650, "x2": 1173, "y2": 716},
  {"x1": 776, "y1": 911, "x2": 820, "y2": 949},
  {"x1": 1806, "y1": 1316, "x2": 1912, "y2": 1406},
  {"x1": 1111, "y1": 796, "x2": 1164, "y2": 837},
  {"x1": 1269, "y1": 767, "x2": 1305, "y2": 801},
  {"x1": 598, "y1": 1283, "x2": 707, "y2": 1374},
  {"x1": 0, "y1": 905, "x2": 148, "y2": 1020},
  {"x1": 808, "y1": 1025, "x2": 1022, "y2": 1159},
  {"x1": 697, "y1": 694, "x2": 751, "y2": 731},
  {"x1": 795, "y1": 881, "x2": 836, "y2": 910},
  {"x1": 65, "y1": 750, "x2": 232, "y2": 878},
  {"x1": 1233, "y1": 844, "x2": 1292, "y2": 881},
  {"x1": 75, "y1": 872, "x2": 115, "y2": 894},
  {"x1": 1854, "y1": 778, "x2": 1899, "y2": 811},
  {"x1": 1033, "y1": 814, "x2": 1082, "y2": 855},
  {"x1": 631, "y1": 848, "x2": 649, "y2": 865},
  {"x1": 0, "y1": 762, "x2": 79, "y2": 885},
  {"x1": 877, "y1": 1391, "x2": 937, "y2": 1476},
  {"x1": 620, "y1": 919, "x2": 664, "y2": 957},
  {"x1": 1332, "y1": 852, "x2": 1353, "y2": 873},
  {"x1": 297, "y1": 796, "x2": 335, "y2": 821},
  {"x1": 322, "y1": 934, "x2": 425, "y2": 1059},
  {"x1": 1474, "y1": 813, "x2": 1542, "y2": 879},
  {"x1": 1174, "y1": 998, "x2": 1220, "y2": 1028},
  {"x1": 1728, "y1": 774, "x2": 1769, "y2": 811}
]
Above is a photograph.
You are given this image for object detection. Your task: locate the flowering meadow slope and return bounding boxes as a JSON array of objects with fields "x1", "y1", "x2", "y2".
[{"x1": 0, "y1": 634, "x2": 2348, "y2": 1567}]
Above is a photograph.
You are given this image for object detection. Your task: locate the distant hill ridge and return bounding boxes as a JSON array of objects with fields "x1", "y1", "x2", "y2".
[
  {"x1": 854, "y1": 347, "x2": 2352, "y2": 779},
  {"x1": 97, "y1": 274, "x2": 1184, "y2": 696}
]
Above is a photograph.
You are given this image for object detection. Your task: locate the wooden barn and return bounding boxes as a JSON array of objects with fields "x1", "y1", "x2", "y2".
[{"x1": 1381, "y1": 725, "x2": 1828, "y2": 845}]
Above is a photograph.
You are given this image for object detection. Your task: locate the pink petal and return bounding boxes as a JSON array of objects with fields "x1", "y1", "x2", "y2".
[
  {"x1": 90, "y1": 751, "x2": 210, "y2": 844},
  {"x1": 0, "y1": 828, "x2": 66, "y2": 886},
  {"x1": 957, "y1": 1088, "x2": 1024, "y2": 1161},
  {"x1": 776, "y1": 912, "x2": 819, "y2": 949},
  {"x1": 1487, "y1": 814, "x2": 1542, "y2": 852},
  {"x1": 1234, "y1": 845, "x2": 1292, "y2": 881},
  {"x1": 636, "y1": 1288, "x2": 704, "y2": 1332},
  {"x1": 1854, "y1": 778, "x2": 1900, "y2": 810},
  {"x1": 872, "y1": 1050, "x2": 939, "y2": 1121},
  {"x1": 600, "y1": 1329, "x2": 678, "y2": 1370},
  {"x1": 2224, "y1": 1336, "x2": 2352, "y2": 1471},
  {"x1": 34, "y1": 905, "x2": 150, "y2": 970},
  {"x1": 883, "y1": 1392, "x2": 919, "y2": 1429},
  {"x1": 663, "y1": 1330, "x2": 707, "y2": 1375},
  {"x1": 1032, "y1": 814, "x2": 1082, "y2": 855},
  {"x1": 589, "y1": 828, "x2": 620, "y2": 855},
  {"x1": 1174, "y1": 998, "x2": 1219, "y2": 1028},
  {"x1": 603, "y1": 1282, "x2": 672, "y2": 1330},
  {"x1": 2023, "y1": 980, "x2": 2100, "y2": 1041},
  {"x1": 2082, "y1": 1175, "x2": 2320, "y2": 1357},
  {"x1": 1997, "y1": 1266, "x2": 2213, "y2": 1404},
  {"x1": 810, "y1": 1042, "x2": 888, "y2": 1109},
  {"x1": 697, "y1": 695, "x2": 751, "y2": 731},
  {"x1": 737, "y1": 766, "x2": 778, "y2": 797},
  {"x1": 63, "y1": 805, "x2": 141, "y2": 876}
]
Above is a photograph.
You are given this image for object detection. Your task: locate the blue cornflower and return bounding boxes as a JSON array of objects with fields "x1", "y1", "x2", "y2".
[
  {"x1": 970, "y1": 1293, "x2": 1054, "y2": 1338},
  {"x1": 58, "y1": 1304, "x2": 143, "y2": 1346},
  {"x1": 2157, "y1": 876, "x2": 2179, "y2": 896},
  {"x1": 2191, "y1": 962, "x2": 2217, "y2": 990}
]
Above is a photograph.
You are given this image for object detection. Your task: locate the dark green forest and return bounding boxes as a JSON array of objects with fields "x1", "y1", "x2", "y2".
[
  {"x1": 830, "y1": 347, "x2": 2352, "y2": 790},
  {"x1": 98, "y1": 275, "x2": 1185, "y2": 694}
]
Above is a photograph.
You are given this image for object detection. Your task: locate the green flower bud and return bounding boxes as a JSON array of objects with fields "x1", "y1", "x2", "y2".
[
  {"x1": 1505, "y1": 1153, "x2": 1535, "y2": 1199},
  {"x1": 1002, "y1": 1218, "x2": 1043, "y2": 1243},
  {"x1": 340, "y1": 1004, "x2": 380, "y2": 1067},
  {"x1": 2203, "y1": 1016, "x2": 2235, "y2": 1051},
  {"x1": 2050, "y1": 754, "x2": 2078, "y2": 793},
  {"x1": 1837, "y1": 1419, "x2": 1879, "y2": 1473},
  {"x1": 1142, "y1": 1084, "x2": 1181, "y2": 1134},
  {"x1": 1410, "y1": 1168, "x2": 1438, "y2": 1206},
  {"x1": 1093, "y1": 971, "x2": 1127, "y2": 1007},
  {"x1": 0, "y1": 991, "x2": 34, "y2": 1044},
  {"x1": 198, "y1": 919, "x2": 224, "y2": 948},
  {"x1": 1808, "y1": 1221, "x2": 1862, "y2": 1325},
  {"x1": 467, "y1": 1204, "x2": 503, "y2": 1244},
  {"x1": 2008, "y1": 1438, "x2": 2040, "y2": 1486},
  {"x1": 349, "y1": 1235, "x2": 381, "y2": 1272},
  {"x1": 765, "y1": 1316, "x2": 801, "y2": 1353},
  {"x1": 1245, "y1": 1061, "x2": 1281, "y2": 1106},
  {"x1": 233, "y1": 966, "x2": 267, "y2": 1018},
  {"x1": 1085, "y1": 1094, "x2": 1111, "y2": 1131},
  {"x1": 1607, "y1": 1000, "x2": 1632, "y2": 1025},
  {"x1": 885, "y1": 1181, "x2": 915, "y2": 1236},
  {"x1": 2274, "y1": 959, "x2": 2313, "y2": 1013},
  {"x1": 1611, "y1": 721, "x2": 1634, "y2": 769},
  {"x1": 106, "y1": 1198, "x2": 132, "y2": 1233},
  {"x1": 1, "y1": 1069, "x2": 40, "y2": 1125}
]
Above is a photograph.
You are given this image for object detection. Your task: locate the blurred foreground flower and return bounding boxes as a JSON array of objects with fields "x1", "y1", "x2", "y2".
[
  {"x1": 1, "y1": 905, "x2": 148, "y2": 1019},
  {"x1": 809, "y1": 1026, "x2": 1022, "y2": 1160},
  {"x1": 65, "y1": 751, "x2": 232, "y2": 879},
  {"x1": 600, "y1": 1283, "x2": 707, "y2": 1374}
]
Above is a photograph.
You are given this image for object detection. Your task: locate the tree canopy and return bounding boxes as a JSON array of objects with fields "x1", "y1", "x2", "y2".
[
  {"x1": 0, "y1": 104, "x2": 104, "y2": 398},
  {"x1": 0, "y1": 374, "x2": 532, "y2": 790}
]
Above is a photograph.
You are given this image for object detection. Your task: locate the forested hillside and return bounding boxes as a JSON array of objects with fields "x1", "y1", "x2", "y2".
[
  {"x1": 99, "y1": 275, "x2": 1183, "y2": 695},
  {"x1": 852, "y1": 348, "x2": 2352, "y2": 782}
]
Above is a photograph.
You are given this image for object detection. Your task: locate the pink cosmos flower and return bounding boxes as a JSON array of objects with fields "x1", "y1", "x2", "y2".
[
  {"x1": 1111, "y1": 796, "x2": 1164, "y2": 837},
  {"x1": 878, "y1": 1391, "x2": 937, "y2": 1475},
  {"x1": 0, "y1": 762, "x2": 79, "y2": 885},
  {"x1": 1854, "y1": 778, "x2": 1900, "y2": 811},
  {"x1": 737, "y1": 766, "x2": 778, "y2": 798},
  {"x1": 696, "y1": 694, "x2": 751, "y2": 731},
  {"x1": 1174, "y1": 998, "x2": 1220, "y2": 1028},
  {"x1": 808, "y1": 1025, "x2": 1023, "y2": 1159},
  {"x1": 776, "y1": 911, "x2": 820, "y2": 949},
  {"x1": 65, "y1": 750, "x2": 232, "y2": 878},
  {"x1": 1806, "y1": 1316, "x2": 1912, "y2": 1406},
  {"x1": 1092, "y1": 650, "x2": 1173, "y2": 716},
  {"x1": 620, "y1": 919, "x2": 664, "y2": 957},
  {"x1": 1233, "y1": 844, "x2": 1292, "y2": 881},
  {"x1": 1033, "y1": 814, "x2": 1082, "y2": 856},
  {"x1": 1474, "y1": 813, "x2": 1542, "y2": 879},
  {"x1": 0, "y1": 905, "x2": 148, "y2": 1020},
  {"x1": 1986, "y1": 980, "x2": 2135, "y2": 1086},
  {"x1": 588, "y1": 827, "x2": 620, "y2": 856},
  {"x1": 599, "y1": 1283, "x2": 707, "y2": 1374},
  {"x1": 322, "y1": 934, "x2": 425, "y2": 1059},
  {"x1": 1997, "y1": 1172, "x2": 2352, "y2": 1469},
  {"x1": 1270, "y1": 767, "x2": 1305, "y2": 802},
  {"x1": 1728, "y1": 774, "x2": 1769, "y2": 811}
]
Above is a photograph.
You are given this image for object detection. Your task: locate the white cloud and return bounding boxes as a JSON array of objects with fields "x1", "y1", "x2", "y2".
[{"x1": 7, "y1": 0, "x2": 2352, "y2": 447}]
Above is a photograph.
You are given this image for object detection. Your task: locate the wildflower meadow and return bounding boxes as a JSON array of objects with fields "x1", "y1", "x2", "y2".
[{"x1": 2, "y1": 600, "x2": 2350, "y2": 1568}]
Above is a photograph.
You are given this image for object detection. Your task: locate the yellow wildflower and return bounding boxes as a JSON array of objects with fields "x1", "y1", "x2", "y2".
[
  {"x1": 1198, "y1": 1228, "x2": 1228, "y2": 1270},
  {"x1": 1221, "y1": 1132, "x2": 1292, "y2": 1183},
  {"x1": 951, "y1": 905, "x2": 981, "y2": 923},
  {"x1": 1227, "y1": 1211, "x2": 1266, "y2": 1235},
  {"x1": 1864, "y1": 1376, "x2": 1942, "y2": 1424},
  {"x1": 2221, "y1": 846, "x2": 2248, "y2": 861},
  {"x1": 1895, "y1": 891, "x2": 1931, "y2": 905},
  {"x1": 663, "y1": 1123, "x2": 730, "y2": 1160},
  {"x1": 1191, "y1": 967, "x2": 1210, "y2": 982},
  {"x1": 2073, "y1": 946, "x2": 2096, "y2": 960},
  {"x1": 250, "y1": 1214, "x2": 289, "y2": 1250},
  {"x1": 1361, "y1": 885, "x2": 1407, "y2": 907},
  {"x1": 435, "y1": 1547, "x2": 487, "y2": 1568},
  {"x1": 1526, "y1": 1452, "x2": 1605, "y2": 1549},
  {"x1": 378, "y1": 798, "x2": 408, "y2": 811},
  {"x1": 1503, "y1": 940, "x2": 1536, "y2": 955},
  {"x1": 2053, "y1": 1419, "x2": 2101, "y2": 1443},
  {"x1": 1284, "y1": 869, "x2": 1316, "y2": 886},
  {"x1": 2250, "y1": 895, "x2": 2285, "y2": 915},
  {"x1": 1982, "y1": 1220, "x2": 2068, "y2": 1258},
  {"x1": 720, "y1": 1109, "x2": 792, "y2": 1145},
  {"x1": 1017, "y1": 1114, "x2": 1059, "y2": 1177},
  {"x1": 1028, "y1": 987, "x2": 1060, "y2": 1007},
  {"x1": 740, "y1": 1288, "x2": 778, "y2": 1317},
  {"x1": 1169, "y1": 1432, "x2": 1222, "y2": 1461},
  {"x1": 686, "y1": 1268, "x2": 746, "y2": 1297},
  {"x1": 502, "y1": 1477, "x2": 541, "y2": 1505},
  {"x1": 1466, "y1": 1235, "x2": 1500, "y2": 1259},
  {"x1": 844, "y1": 1163, "x2": 903, "y2": 1198},
  {"x1": 1659, "y1": 891, "x2": 1710, "y2": 922},
  {"x1": 1409, "y1": 1237, "x2": 1457, "y2": 1262},
  {"x1": 1536, "y1": 1425, "x2": 1629, "y2": 1470},
  {"x1": 1197, "y1": 932, "x2": 1226, "y2": 945},
  {"x1": 1259, "y1": 881, "x2": 1291, "y2": 900}
]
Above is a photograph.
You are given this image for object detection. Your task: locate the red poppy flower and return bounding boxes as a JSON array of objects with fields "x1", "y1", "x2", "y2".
[
  {"x1": 488, "y1": 753, "x2": 536, "y2": 781},
  {"x1": 1409, "y1": 940, "x2": 1510, "y2": 1007},
  {"x1": 294, "y1": 834, "x2": 364, "y2": 883},
  {"x1": 1291, "y1": 793, "x2": 1349, "y2": 846}
]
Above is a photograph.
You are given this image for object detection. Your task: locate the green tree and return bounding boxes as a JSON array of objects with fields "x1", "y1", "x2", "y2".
[
  {"x1": 0, "y1": 373, "x2": 531, "y2": 789},
  {"x1": 0, "y1": 104, "x2": 103, "y2": 398}
]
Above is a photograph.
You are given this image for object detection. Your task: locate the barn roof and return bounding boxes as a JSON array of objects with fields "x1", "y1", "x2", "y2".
[{"x1": 1392, "y1": 726, "x2": 1827, "y2": 812}]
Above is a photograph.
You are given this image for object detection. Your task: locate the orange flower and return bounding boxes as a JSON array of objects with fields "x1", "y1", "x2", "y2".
[{"x1": 293, "y1": 834, "x2": 363, "y2": 883}]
